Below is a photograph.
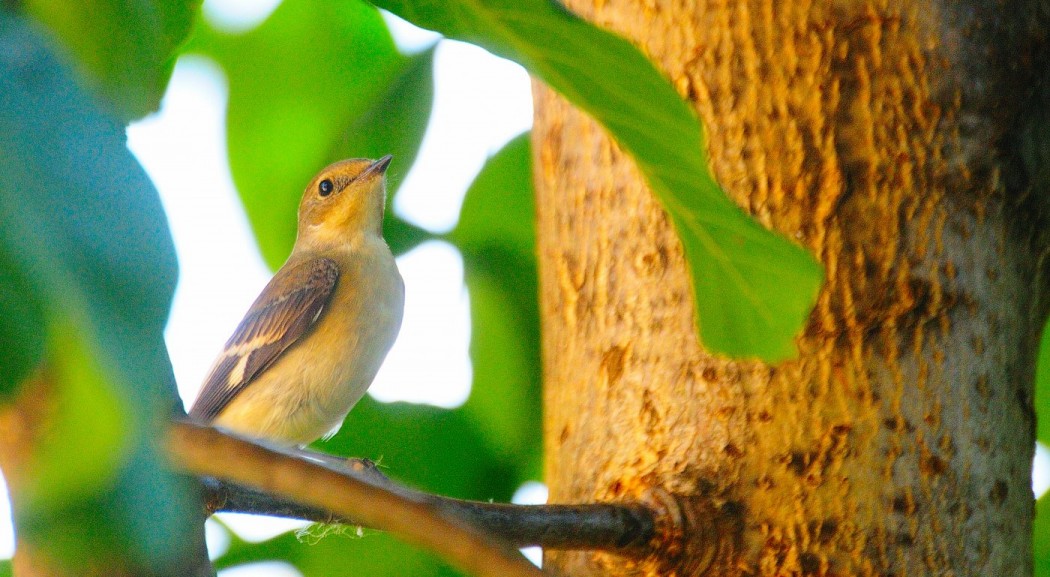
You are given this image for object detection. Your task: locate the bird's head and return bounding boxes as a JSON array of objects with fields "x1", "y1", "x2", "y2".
[{"x1": 295, "y1": 155, "x2": 392, "y2": 250}]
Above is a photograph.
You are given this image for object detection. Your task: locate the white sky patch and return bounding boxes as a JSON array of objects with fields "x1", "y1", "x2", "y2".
[
  {"x1": 0, "y1": 477, "x2": 11, "y2": 559},
  {"x1": 202, "y1": 0, "x2": 283, "y2": 34},
  {"x1": 216, "y1": 513, "x2": 310, "y2": 544},
  {"x1": 369, "y1": 241, "x2": 472, "y2": 407},
  {"x1": 393, "y1": 40, "x2": 533, "y2": 233},
  {"x1": 1035, "y1": 441, "x2": 1050, "y2": 499},
  {"x1": 219, "y1": 561, "x2": 304, "y2": 577},
  {"x1": 380, "y1": 9, "x2": 441, "y2": 54},
  {"x1": 205, "y1": 518, "x2": 232, "y2": 559}
]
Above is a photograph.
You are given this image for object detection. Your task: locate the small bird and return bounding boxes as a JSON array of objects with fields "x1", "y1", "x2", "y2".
[{"x1": 189, "y1": 156, "x2": 404, "y2": 445}]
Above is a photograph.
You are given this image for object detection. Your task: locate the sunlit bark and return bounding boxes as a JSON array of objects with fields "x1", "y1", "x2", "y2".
[{"x1": 535, "y1": 1, "x2": 1050, "y2": 575}]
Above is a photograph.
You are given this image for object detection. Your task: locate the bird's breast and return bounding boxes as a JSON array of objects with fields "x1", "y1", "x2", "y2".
[{"x1": 213, "y1": 245, "x2": 404, "y2": 444}]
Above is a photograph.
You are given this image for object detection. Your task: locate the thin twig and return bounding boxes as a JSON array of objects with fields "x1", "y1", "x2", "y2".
[
  {"x1": 167, "y1": 421, "x2": 546, "y2": 577},
  {"x1": 201, "y1": 476, "x2": 656, "y2": 551}
]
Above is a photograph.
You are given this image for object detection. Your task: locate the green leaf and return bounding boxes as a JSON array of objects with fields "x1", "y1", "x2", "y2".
[
  {"x1": 365, "y1": 45, "x2": 439, "y2": 257},
  {"x1": 459, "y1": 258, "x2": 542, "y2": 475},
  {"x1": 384, "y1": 211, "x2": 434, "y2": 257},
  {"x1": 1037, "y1": 490, "x2": 1050, "y2": 577},
  {"x1": 217, "y1": 527, "x2": 463, "y2": 577},
  {"x1": 320, "y1": 397, "x2": 521, "y2": 501},
  {"x1": 328, "y1": 45, "x2": 436, "y2": 189},
  {"x1": 1037, "y1": 319, "x2": 1050, "y2": 445},
  {"x1": 187, "y1": 0, "x2": 435, "y2": 268},
  {"x1": 373, "y1": 0, "x2": 824, "y2": 361},
  {"x1": 450, "y1": 134, "x2": 541, "y2": 472},
  {"x1": 452, "y1": 133, "x2": 535, "y2": 251},
  {"x1": 22, "y1": 327, "x2": 129, "y2": 510},
  {"x1": 22, "y1": 0, "x2": 200, "y2": 120},
  {"x1": 0, "y1": 250, "x2": 44, "y2": 398},
  {"x1": 0, "y1": 13, "x2": 200, "y2": 573}
]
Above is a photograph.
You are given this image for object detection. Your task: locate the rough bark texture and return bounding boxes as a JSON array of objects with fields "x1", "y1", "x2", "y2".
[{"x1": 534, "y1": 1, "x2": 1050, "y2": 575}]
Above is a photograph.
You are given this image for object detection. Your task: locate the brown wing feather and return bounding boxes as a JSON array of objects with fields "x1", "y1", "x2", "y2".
[{"x1": 188, "y1": 258, "x2": 339, "y2": 421}]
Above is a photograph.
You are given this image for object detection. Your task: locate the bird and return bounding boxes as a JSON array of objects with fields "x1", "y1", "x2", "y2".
[{"x1": 188, "y1": 155, "x2": 405, "y2": 446}]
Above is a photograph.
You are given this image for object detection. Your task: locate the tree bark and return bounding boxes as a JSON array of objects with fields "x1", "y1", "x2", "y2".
[{"x1": 534, "y1": 1, "x2": 1050, "y2": 575}]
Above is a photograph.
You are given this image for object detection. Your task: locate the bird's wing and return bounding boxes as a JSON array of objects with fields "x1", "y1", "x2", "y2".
[{"x1": 188, "y1": 257, "x2": 340, "y2": 421}]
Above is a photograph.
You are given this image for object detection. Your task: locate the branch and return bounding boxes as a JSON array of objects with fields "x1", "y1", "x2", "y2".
[
  {"x1": 200, "y1": 476, "x2": 656, "y2": 551},
  {"x1": 167, "y1": 421, "x2": 545, "y2": 577}
]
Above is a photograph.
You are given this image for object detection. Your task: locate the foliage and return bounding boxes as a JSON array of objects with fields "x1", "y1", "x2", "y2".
[
  {"x1": 450, "y1": 133, "x2": 542, "y2": 469},
  {"x1": 322, "y1": 397, "x2": 522, "y2": 501},
  {"x1": 0, "y1": 10, "x2": 199, "y2": 573},
  {"x1": 1037, "y1": 491, "x2": 1050, "y2": 577},
  {"x1": 20, "y1": 0, "x2": 199, "y2": 121},
  {"x1": 1038, "y1": 324, "x2": 1050, "y2": 446}
]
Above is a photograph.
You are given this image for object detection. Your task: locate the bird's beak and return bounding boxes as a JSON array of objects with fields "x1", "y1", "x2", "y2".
[{"x1": 362, "y1": 154, "x2": 393, "y2": 179}]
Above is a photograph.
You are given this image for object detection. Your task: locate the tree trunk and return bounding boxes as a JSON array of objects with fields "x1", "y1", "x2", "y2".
[{"x1": 534, "y1": 1, "x2": 1050, "y2": 575}]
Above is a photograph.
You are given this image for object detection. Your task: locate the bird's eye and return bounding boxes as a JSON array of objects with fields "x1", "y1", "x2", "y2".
[{"x1": 318, "y1": 179, "x2": 334, "y2": 196}]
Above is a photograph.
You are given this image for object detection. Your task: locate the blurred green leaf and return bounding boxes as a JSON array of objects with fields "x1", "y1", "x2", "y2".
[
  {"x1": 347, "y1": 44, "x2": 436, "y2": 257},
  {"x1": 218, "y1": 526, "x2": 462, "y2": 577},
  {"x1": 374, "y1": 0, "x2": 824, "y2": 361},
  {"x1": 0, "y1": 249, "x2": 44, "y2": 398},
  {"x1": 329, "y1": 45, "x2": 436, "y2": 189},
  {"x1": 0, "y1": 13, "x2": 200, "y2": 573},
  {"x1": 460, "y1": 259, "x2": 541, "y2": 475},
  {"x1": 22, "y1": 327, "x2": 128, "y2": 510},
  {"x1": 1037, "y1": 320, "x2": 1050, "y2": 445},
  {"x1": 1037, "y1": 490, "x2": 1050, "y2": 577},
  {"x1": 321, "y1": 397, "x2": 520, "y2": 500},
  {"x1": 450, "y1": 134, "x2": 541, "y2": 472},
  {"x1": 384, "y1": 211, "x2": 434, "y2": 257},
  {"x1": 188, "y1": 0, "x2": 435, "y2": 269},
  {"x1": 22, "y1": 0, "x2": 200, "y2": 120},
  {"x1": 0, "y1": 559, "x2": 9, "y2": 576},
  {"x1": 452, "y1": 133, "x2": 535, "y2": 250}
]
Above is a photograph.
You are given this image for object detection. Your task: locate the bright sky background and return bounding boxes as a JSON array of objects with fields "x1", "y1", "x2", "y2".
[{"x1": 0, "y1": 0, "x2": 1049, "y2": 571}]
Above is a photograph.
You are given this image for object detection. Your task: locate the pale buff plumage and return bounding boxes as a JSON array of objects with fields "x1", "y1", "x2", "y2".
[{"x1": 189, "y1": 156, "x2": 404, "y2": 445}]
